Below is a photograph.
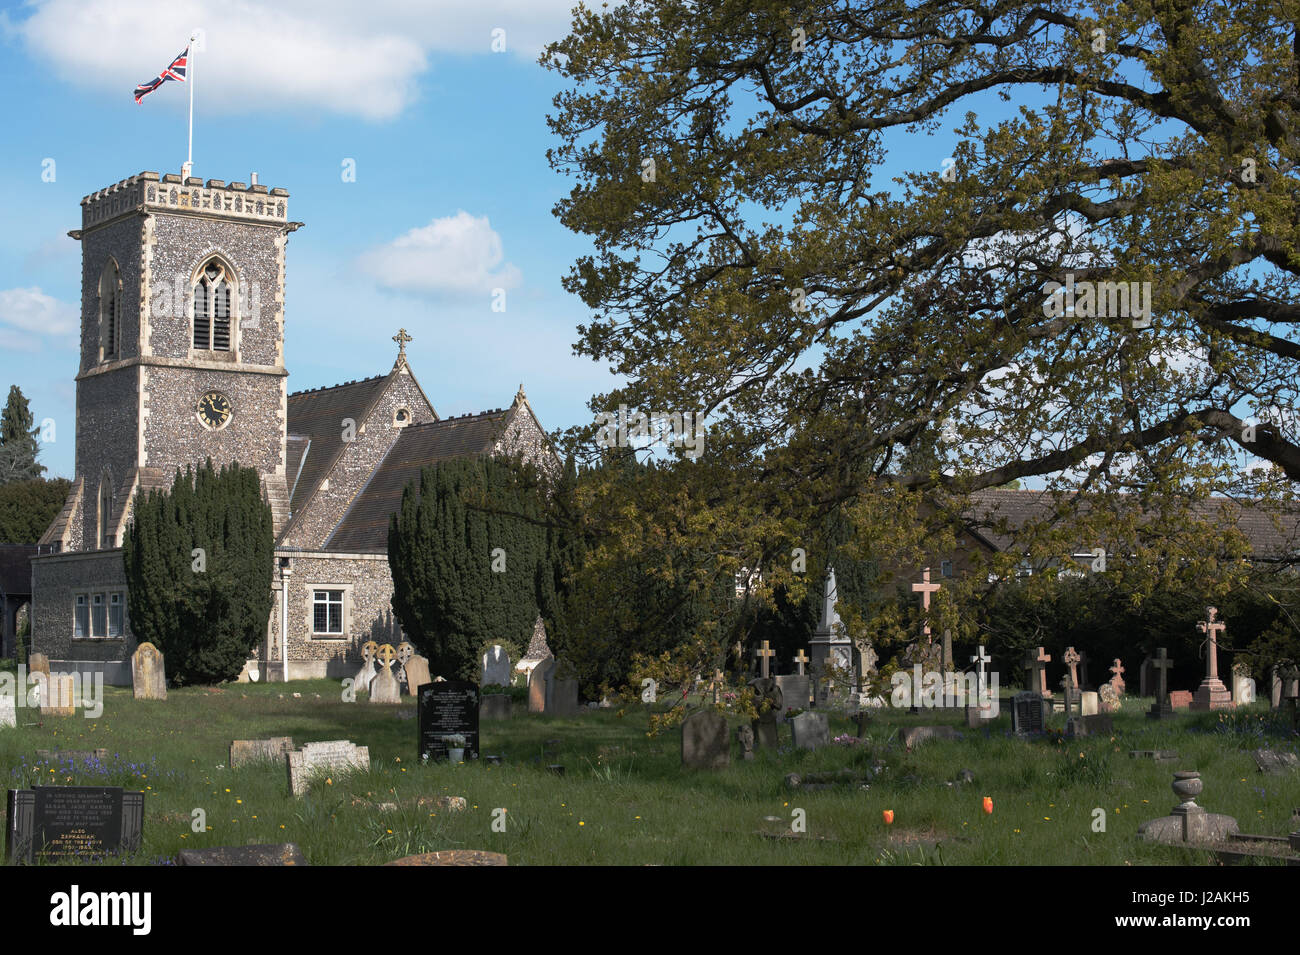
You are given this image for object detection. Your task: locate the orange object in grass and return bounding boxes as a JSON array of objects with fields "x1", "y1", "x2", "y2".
[
  {"x1": 882, "y1": 809, "x2": 894, "y2": 825},
  {"x1": 983, "y1": 796, "x2": 993, "y2": 814}
]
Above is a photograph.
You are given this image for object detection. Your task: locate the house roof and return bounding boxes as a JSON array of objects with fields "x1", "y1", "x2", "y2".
[
  {"x1": 0, "y1": 544, "x2": 38, "y2": 599},
  {"x1": 963, "y1": 488, "x2": 1300, "y2": 560},
  {"x1": 324, "y1": 408, "x2": 512, "y2": 553}
]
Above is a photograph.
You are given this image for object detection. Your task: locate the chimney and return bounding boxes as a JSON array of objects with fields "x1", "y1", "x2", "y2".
[{"x1": 250, "y1": 172, "x2": 259, "y2": 186}]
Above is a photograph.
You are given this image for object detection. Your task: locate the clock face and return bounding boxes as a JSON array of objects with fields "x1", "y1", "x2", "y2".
[{"x1": 196, "y1": 391, "x2": 232, "y2": 430}]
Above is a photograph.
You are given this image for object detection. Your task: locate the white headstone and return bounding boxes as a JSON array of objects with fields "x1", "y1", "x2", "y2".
[
  {"x1": 286, "y1": 740, "x2": 370, "y2": 797},
  {"x1": 482, "y1": 645, "x2": 512, "y2": 687}
]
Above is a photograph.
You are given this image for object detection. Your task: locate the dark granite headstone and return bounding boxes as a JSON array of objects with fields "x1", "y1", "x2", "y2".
[
  {"x1": 418, "y1": 680, "x2": 480, "y2": 763},
  {"x1": 6, "y1": 786, "x2": 143, "y2": 863},
  {"x1": 1011, "y1": 692, "x2": 1044, "y2": 735},
  {"x1": 480, "y1": 695, "x2": 511, "y2": 720},
  {"x1": 177, "y1": 843, "x2": 306, "y2": 866},
  {"x1": 681, "y1": 709, "x2": 729, "y2": 769}
]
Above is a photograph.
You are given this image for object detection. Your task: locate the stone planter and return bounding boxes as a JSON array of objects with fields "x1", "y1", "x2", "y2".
[{"x1": 481, "y1": 695, "x2": 512, "y2": 721}]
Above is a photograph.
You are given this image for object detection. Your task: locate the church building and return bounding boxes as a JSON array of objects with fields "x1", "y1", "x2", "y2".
[{"x1": 30, "y1": 170, "x2": 554, "y2": 684}]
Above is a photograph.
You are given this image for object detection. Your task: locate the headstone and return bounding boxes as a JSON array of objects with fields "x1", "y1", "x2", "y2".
[
  {"x1": 1140, "y1": 655, "x2": 1152, "y2": 697},
  {"x1": 369, "y1": 662, "x2": 401, "y2": 704},
  {"x1": 1191, "y1": 607, "x2": 1234, "y2": 710},
  {"x1": 736, "y1": 724, "x2": 754, "y2": 760},
  {"x1": 528, "y1": 655, "x2": 555, "y2": 714},
  {"x1": 131, "y1": 642, "x2": 167, "y2": 700},
  {"x1": 418, "y1": 680, "x2": 480, "y2": 763},
  {"x1": 27, "y1": 653, "x2": 49, "y2": 677},
  {"x1": 286, "y1": 740, "x2": 370, "y2": 797},
  {"x1": 177, "y1": 843, "x2": 306, "y2": 866},
  {"x1": 0, "y1": 694, "x2": 14, "y2": 729},
  {"x1": 681, "y1": 709, "x2": 729, "y2": 769},
  {"x1": 385, "y1": 850, "x2": 507, "y2": 866},
  {"x1": 1130, "y1": 750, "x2": 1179, "y2": 762},
  {"x1": 230, "y1": 737, "x2": 294, "y2": 768},
  {"x1": 1146, "y1": 648, "x2": 1175, "y2": 719},
  {"x1": 773, "y1": 674, "x2": 810, "y2": 715},
  {"x1": 1063, "y1": 647, "x2": 1081, "y2": 693},
  {"x1": 355, "y1": 640, "x2": 378, "y2": 694},
  {"x1": 1011, "y1": 691, "x2": 1045, "y2": 735},
  {"x1": 1252, "y1": 749, "x2": 1300, "y2": 776},
  {"x1": 1068, "y1": 714, "x2": 1114, "y2": 737},
  {"x1": 6, "y1": 786, "x2": 144, "y2": 863},
  {"x1": 481, "y1": 645, "x2": 511, "y2": 687},
  {"x1": 790, "y1": 711, "x2": 830, "y2": 751},
  {"x1": 810, "y1": 567, "x2": 853, "y2": 706},
  {"x1": 40, "y1": 673, "x2": 75, "y2": 716},
  {"x1": 1169, "y1": 690, "x2": 1193, "y2": 710},
  {"x1": 1098, "y1": 682, "x2": 1121, "y2": 713},
  {"x1": 1232, "y1": 663, "x2": 1254, "y2": 705},
  {"x1": 749, "y1": 677, "x2": 782, "y2": 748},
  {"x1": 404, "y1": 654, "x2": 432, "y2": 698},
  {"x1": 1081, "y1": 691, "x2": 1099, "y2": 716},
  {"x1": 549, "y1": 659, "x2": 580, "y2": 717},
  {"x1": 480, "y1": 694, "x2": 511, "y2": 720},
  {"x1": 395, "y1": 642, "x2": 414, "y2": 695},
  {"x1": 1273, "y1": 665, "x2": 1284, "y2": 709},
  {"x1": 900, "y1": 725, "x2": 962, "y2": 749}
]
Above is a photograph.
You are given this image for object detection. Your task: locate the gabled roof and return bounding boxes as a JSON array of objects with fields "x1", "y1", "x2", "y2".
[
  {"x1": 963, "y1": 488, "x2": 1300, "y2": 560},
  {"x1": 325, "y1": 408, "x2": 512, "y2": 553},
  {"x1": 283, "y1": 374, "x2": 391, "y2": 528}
]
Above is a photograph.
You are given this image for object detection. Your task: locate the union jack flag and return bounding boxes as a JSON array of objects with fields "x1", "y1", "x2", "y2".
[{"x1": 133, "y1": 47, "x2": 188, "y2": 104}]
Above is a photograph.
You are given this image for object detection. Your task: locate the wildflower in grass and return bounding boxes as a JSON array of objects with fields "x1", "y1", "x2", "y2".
[
  {"x1": 882, "y1": 810, "x2": 894, "y2": 825},
  {"x1": 982, "y1": 797, "x2": 993, "y2": 814},
  {"x1": 579, "y1": 821, "x2": 585, "y2": 826}
]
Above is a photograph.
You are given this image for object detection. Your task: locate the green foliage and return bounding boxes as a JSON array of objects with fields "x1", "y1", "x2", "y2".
[
  {"x1": 0, "y1": 477, "x2": 70, "y2": 543},
  {"x1": 388, "y1": 455, "x2": 554, "y2": 682},
  {"x1": 121, "y1": 460, "x2": 274, "y2": 685},
  {"x1": 0, "y1": 386, "x2": 45, "y2": 485}
]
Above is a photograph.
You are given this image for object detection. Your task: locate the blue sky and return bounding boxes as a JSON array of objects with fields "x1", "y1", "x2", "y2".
[{"x1": 0, "y1": 0, "x2": 624, "y2": 479}]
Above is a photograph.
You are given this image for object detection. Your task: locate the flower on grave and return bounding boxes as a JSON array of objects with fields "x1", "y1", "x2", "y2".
[
  {"x1": 882, "y1": 809, "x2": 894, "y2": 825},
  {"x1": 982, "y1": 797, "x2": 993, "y2": 814}
]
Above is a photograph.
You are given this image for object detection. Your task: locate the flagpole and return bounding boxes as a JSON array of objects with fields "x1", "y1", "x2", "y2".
[{"x1": 186, "y1": 33, "x2": 195, "y2": 178}]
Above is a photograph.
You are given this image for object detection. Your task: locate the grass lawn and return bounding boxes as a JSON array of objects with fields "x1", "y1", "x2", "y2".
[{"x1": 2, "y1": 676, "x2": 1297, "y2": 865}]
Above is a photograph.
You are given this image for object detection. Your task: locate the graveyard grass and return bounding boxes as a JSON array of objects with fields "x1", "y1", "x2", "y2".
[{"x1": 2, "y1": 675, "x2": 1297, "y2": 865}]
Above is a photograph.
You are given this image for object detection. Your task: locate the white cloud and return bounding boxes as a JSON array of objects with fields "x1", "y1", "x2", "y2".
[
  {"x1": 357, "y1": 210, "x2": 522, "y2": 295},
  {"x1": 6, "y1": 0, "x2": 581, "y2": 120},
  {"x1": 0, "y1": 288, "x2": 79, "y2": 351}
]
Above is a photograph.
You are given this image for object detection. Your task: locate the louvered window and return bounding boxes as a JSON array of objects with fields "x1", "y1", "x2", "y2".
[{"x1": 193, "y1": 260, "x2": 233, "y2": 351}]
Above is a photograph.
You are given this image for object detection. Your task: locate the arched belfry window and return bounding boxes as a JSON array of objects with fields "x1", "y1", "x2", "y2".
[
  {"x1": 99, "y1": 260, "x2": 121, "y2": 359},
  {"x1": 193, "y1": 259, "x2": 233, "y2": 352}
]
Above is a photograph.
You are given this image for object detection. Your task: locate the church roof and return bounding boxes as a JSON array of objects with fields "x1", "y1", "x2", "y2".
[
  {"x1": 324, "y1": 408, "x2": 512, "y2": 552},
  {"x1": 285, "y1": 374, "x2": 390, "y2": 517}
]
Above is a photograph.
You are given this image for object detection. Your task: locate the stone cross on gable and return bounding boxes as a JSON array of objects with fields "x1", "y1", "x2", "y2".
[
  {"x1": 1063, "y1": 647, "x2": 1081, "y2": 688},
  {"x1": 1196, "y1": 607, "x2": 1226, "y2": 681},
  {"x1": 1151, "y1": 647, "x2": 1173, "y2": 699},
  {"x1": 1024, "y1": 646, "x2": 1051, "y2": 696},
  {"x1": 912, "y1": 567, "x2": 941, "y2": 639},
  {"x1": 793, "y1": 649, "x2": 809, "y2": 676},
  {"x1": 754, "y1": 641, "x2": 775, "y2": 679},
  {"x1": 393, "y1": 328, "x2": 412, "y2": 357}
]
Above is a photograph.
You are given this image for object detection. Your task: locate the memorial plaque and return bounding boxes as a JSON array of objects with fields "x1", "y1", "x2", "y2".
[
  {"x1": 418, "y1": 680, "x2": 480, "y2": 763},
  {"x1": 1011, "y1": 692, "x2": 1044, "y2": 735},
  {"x1": 6, "y1": 786, "x2": 143, "y2": 863}
]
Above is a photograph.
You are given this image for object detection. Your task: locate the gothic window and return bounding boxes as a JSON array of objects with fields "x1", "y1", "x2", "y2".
[
  {"x1": 98, "y1": 260, "x2": 121, "y2": 359},
  {"x1": 192, "y1": 259, "x2": 234, "y2": 352},
  {"x1": 98, "y1": 479, "x2": 114, "y2": 549}
]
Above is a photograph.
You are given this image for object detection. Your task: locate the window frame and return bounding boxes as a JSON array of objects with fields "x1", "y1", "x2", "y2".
[
  {"x1": 191, "y1": 257, "x2": 237, "y2": 356},
  {"x1": 308, "y1": 585, "x2": 351, "y2": 639},
  {"x1": 72, "y1": 590, "x2": 126, "y2": 640}
]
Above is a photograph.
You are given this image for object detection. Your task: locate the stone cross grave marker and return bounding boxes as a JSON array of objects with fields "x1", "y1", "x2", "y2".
[
  {"x1": 369, "y1": 643, "x2": 402, "y2": 704},
  {"x1": 793, "y1": 649, "x2": 809, "y2": 675},
  {"x1": 355, "y1": 640, "x2": 379, "y2": 694},
  {"x1": 754, "y1": 641, "x2": 775, "y2": 679},
  {"x1": 286, "y1": 740, "x2": 370, "y2": 797},
  {"x1": 131, "y1": 642, "x2": 167, "y2": 700},
  {"x1": 394, "y1": 641, "x2": 414, "y2": 694},
  {"x1": 912, "y1": 567, "x2": 941, "y2": 642},
  {"x1": 1192, "y1": 607, "x2": 1233, "y2": 711},
  {"x1": 1063, "y1": 647, "x2": 1080, "y2": 690},
  {"x1": 1147, "y1": 647, "x2": 1175, "y2": 719},
  {"x1": 1024, "y1": 647, "x2": 1051, "y2": 698},
  {"x1": 1109, "y1": 658, "x2": 1126, "y2": 695},
  {"x1": 970, "y1": 645, "x2": 992, "y2": 718}
]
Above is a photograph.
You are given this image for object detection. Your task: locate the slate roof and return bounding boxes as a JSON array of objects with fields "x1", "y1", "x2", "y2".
[
  {"x1": 324, "y1": 408, "x2": 512, "y2": 553},
  {"x1": 0, "y1": 544, "x2": 37, "y2": 599},
  {"x1": 963, "y1": 488, "x2": 1300, "y2": 560},
  {"x1": 284, "y1": 375, "x2": 389, "y2": 517}
]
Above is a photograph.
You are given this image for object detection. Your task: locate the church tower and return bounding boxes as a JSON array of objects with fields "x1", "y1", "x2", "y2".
[{"x1": 42, "y1": 171, "x2": 300, "y2": 552}]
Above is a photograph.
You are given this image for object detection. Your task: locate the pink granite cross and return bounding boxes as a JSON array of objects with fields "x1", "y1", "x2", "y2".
[
  {"x1": 1024, "y1": 646, "x2": 1051, "y2": 696},
  {"x1": 1063, "y1": 647, "x2": 1081, "y2": 689},
  {"x1": 912, "y1": 567, "x2": 941, "y2": 639},
  {"x1": 1109, "y1": 658, "x2": 1125, "y2": 693},
  {"x1": 1196, "y1": 607, "x2": 1226, "y2": 681}
]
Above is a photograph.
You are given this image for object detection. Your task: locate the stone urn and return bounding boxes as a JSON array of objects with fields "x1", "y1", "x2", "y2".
[{"x1": 1171, "y1": 771, "x2": 1202, "y2": 809}]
